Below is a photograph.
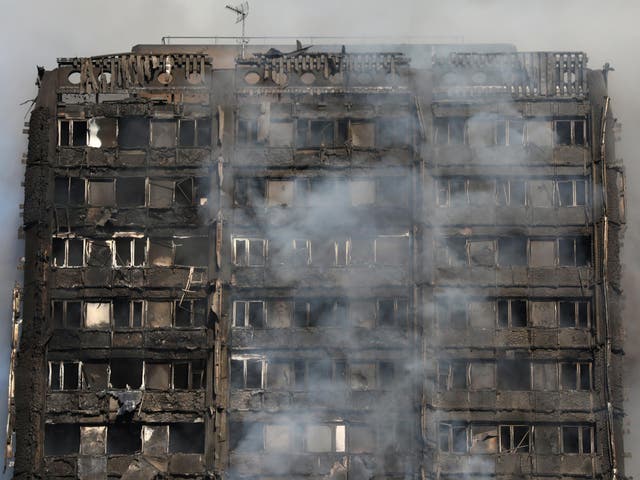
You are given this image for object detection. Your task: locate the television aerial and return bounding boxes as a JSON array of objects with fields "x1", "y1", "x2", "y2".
[{"x1": 225, "y1": 2, "x2": 249, "y2": 59}]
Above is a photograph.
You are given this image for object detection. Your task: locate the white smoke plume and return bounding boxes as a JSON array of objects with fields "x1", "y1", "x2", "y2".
[{"x1": 2, "y1": 1, "x2": 639, "y2": 478}]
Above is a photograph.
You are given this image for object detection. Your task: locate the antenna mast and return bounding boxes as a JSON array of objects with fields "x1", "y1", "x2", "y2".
[{"x1": 225, "y1": 2, "x2": 249, "y2": 59}]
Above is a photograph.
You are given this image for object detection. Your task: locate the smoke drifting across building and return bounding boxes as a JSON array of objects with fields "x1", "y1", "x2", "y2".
[{"x1": 7, "y1": 41, "x2": 626, "y2": 479}]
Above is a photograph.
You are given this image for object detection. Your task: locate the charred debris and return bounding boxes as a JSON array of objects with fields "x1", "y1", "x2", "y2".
[{"x1": 5, "y1": 42, "x2": 627, "y2": 479}]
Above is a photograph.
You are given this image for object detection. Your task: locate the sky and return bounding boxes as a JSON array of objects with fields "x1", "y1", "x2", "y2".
[{"x1": 0, "y1": 0, "x2": 638, "y2": 477}]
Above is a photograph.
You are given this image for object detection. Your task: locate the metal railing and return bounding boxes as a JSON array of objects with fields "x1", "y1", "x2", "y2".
[{"x1": 161, "y1": 35, "x2": 464, "y2": 45}]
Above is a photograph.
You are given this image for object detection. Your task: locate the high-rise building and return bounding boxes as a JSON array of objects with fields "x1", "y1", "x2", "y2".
[{"x1": 7, "y1": 41, "x2": 626, "y2": 479}]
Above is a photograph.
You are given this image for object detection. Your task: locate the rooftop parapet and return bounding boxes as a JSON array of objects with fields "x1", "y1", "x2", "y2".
[
  {"x1": 433, "y1": 51, "x2": 588, "y2": 100},
  {"x1": 56, "y1": 53, "x2": 212, "y2": 93}
]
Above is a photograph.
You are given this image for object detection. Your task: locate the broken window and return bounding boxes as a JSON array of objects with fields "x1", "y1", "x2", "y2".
[
  {"x1": 350, "y1": 179, "x2": 376, "y2": 206},
  {"x1": 468, "y1": 301, "x2": 495, "y2": 328},
  {"x1": 375, "y1": 235, "x2": 408, "y2": 266},
  {"x1": 52, "y1": 300, "x2": 82, "y2": 328},
  {"x1": 145, "y1": 363, "x2": 171, "y2": 390},
  {"x1": 233, "y1": 237, "x2": 266, "y2": 266},
  {"x1": 468, "y1": 240, "x2": 495, "y2": 266},
  {"x1": 467, "y1": 179, "x2": 496, "y2": 206},
  {"x1": 142, "y1": 425, "x2": 168, "y2": 455},
  {"x1": 349, "y1": 300, "x2": 375, "y2": 328},
  {"x1": 350, "y1": 121, "x2": 376, "y2": 147},
  {"x1": 110, "y1": 359, "x2": 143, "y2": 389},
  {"x1": 146, "y1": 301, "x2": 172, "y2": 328},
  {"x1": 81, "y1": 362, "x2": 109, "y2": 391},
  {"x1": 118, "y1": 117, "x2": 150, "y2": 149},
  {"x1": 229, "y1": 422, "x2": 264, "y2": 452},
  {"x1": 291, "y1": 238, "x2": 311, "y2": 266},
  {"x1": 174, "y1": 177, "x2": 201, "y2": 206},
  {"x1": 377, "y1": 117, "x2": 409, "y2": 147},
  {"x1": 85, "y1": 239, "x2": 113, "y2": 268},
  {"x1": 562, "y1": 425, "x2": 594, "y2": 454},
  {"x1": 500, "y1": 425, "x2": 531, "y2": 453},
  {"x1": 269, "y1": 120, "x2": 294, "y2": 147},
  {"x1": 436, "y1": 300, "x2": 467, "y2": 330},
  {"x1": 87, "y1": 117, "x2": 118, "y2": 148},
  {"x1": 151, "y1": 119, "x2": 177, "y2": 147},
  {"x1": 87, "y1": 179, "x2": 115, "y2": 206},
  {"x1": 266, "y1": 361, "x2": 293, "y2": 389},
  {"x1": 529, "y1": 239, "x2": 556, "y2": 267},
  {"x1": 349, "y1": 425, "x2": 375, "y2": 453},
  {"x1": 532, "y1": 362, "x2": 558, "y2": 391},
  {"x1": 438, "y1": 423, "x2": 468, "y2": 453},
  {"x1": 169, "y1": 423, "x2": 205, "y2": 453},
  {"x1": 231, "y1": 357, "x2": 264, "y2": 389},
  {"x1": 107, "y1": 424, "x2": 142, "y2": 454},
  {"x1": 497, "y1": 359, "x2": 531, "y2": 390},
  {"x1": 496, "y1": 179, "x2": 525, "y2": 206},
  {"x1": 349, "y1": 363, "x2": 376, "y2": 391},
  {"x1": 48, "y1": 361, "x2": 80, "y2": 390},
  {"x1": 559, "y1": 300, "x2": 590, "y2": 328},
  {"x1": 555, "y1": 119, "x2": 587, "y2": 146},
  {"x1": 45, "y1": 424, "x2": 80, "y2": 456},
  {"x1": 305, "y1": 424, "x2": 345, "y2": 453},
  {"x1": 174, "y1": 299, "x2": 207, "y2": 327},
  {"x1": 557, "y1": 179, "x2": 587, "y2": 207},
  {"x1": 85, "y1": 302, "x2": 111, "y2": 329},
  {"x1": 438, "y1": 361, "x2": 467, "y2": 390},
  {"x1": 433, "y1": 117, "x2": 466, "y2": 145},
  {"x1": 174, "y1": 237, "x2": 208, "y2": 266},
  {"x1": 148, "y1": 239, "x2": 173, "y2": 266},
  {"x1": 234, "y1": 178, "x2": 265, "y2": 206},
  {"x1": 148, "y1": 179, "x2": 174, "y2": 208},
  {"x1": 296, "y1": 119, "x2": 341, "y2": 148},
  {"x1": 178, "y1": 118, "x2": 211, "y2": 147},
  {"x1": 496, "y1": 119, "x2": 524, "y2": 146},
  {"x1": 113, "y1": 299, "x2": 143, "y2": 328},
  {"x1": 264, "y1": 425, "x2": 291, "y2": 452},
  {"x1": 376, "y1": 298, "x2": 408, "y2": 328},
  {"x1": 497, "y1": 237, "x2": 527, "y2": 266},
  {"x1": 114, "y1": 236, "x2": 145, "y2": 267},
  {"x1": 116, "y1": 177, "x2": 146, "y2": 207},
  {"x1": 467, "y1": 117, "x2": 495, "y2": 146},
  {"x1": 470, "y1": 425, "x2": 498, "y2": 454},
  {"x1": 497, "y1": 299, "x2": 527, "y2": 328},
  {"x1": 294, "y1": 299, "x2": 345, "y2": 328},
  {"x1": 266, "y1": 179, "x2": 295, "y2": 207},
  {"x1": 561, "y1": 362, "x2": 592, "y2": 390},
  {"x1": 528, "y1": 180, "x2": 555, "y2": 207},
  {"x1": 558, "y1": 236, "x2": 590, "y2": 266},
  {"x1": 54, "y1": 177, "x2": 85, "y2": 205},
  {"x1": 526, "y1": 120, "x2": 553, "y2": 147},
  {"x1": 237, "y1": 119, "x2": 259, "y2": 145},
  {"x1": 435, "y1": 237, "x2": 467, "y2": 266},
  {"x1": 266, "y1": 299, "x2": 292, "y2": 328},
  {"x1": 58, "y1": 119, "x2": 87, "y2": 147},
  {"x1": 172, "y1": 360, "x2": 206, "y2": 389},
  {"x1": 233, "y1": 300, "x2": 265, "y2": 328},
  {"x1": 469, "y1": 362, "x2": 496, "y2": 390},
  {"x1": 529, "y1": 301, "x2": 557, "y2": 328},
  {"x1": 80, "y1": 426, "x2": 106, "y2": 455}
]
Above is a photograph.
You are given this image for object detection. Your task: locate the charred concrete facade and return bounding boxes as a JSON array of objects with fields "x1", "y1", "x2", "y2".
[{"x1": 9, "y1": 42, "x2": 626, "y2": 479}]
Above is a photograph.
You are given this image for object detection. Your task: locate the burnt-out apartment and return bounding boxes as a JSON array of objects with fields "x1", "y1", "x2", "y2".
[{"x1": 6, "y1": 41, "x2": 626, "y2": 479}]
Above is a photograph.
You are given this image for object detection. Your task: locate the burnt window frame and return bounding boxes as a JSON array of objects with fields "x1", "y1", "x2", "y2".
[
  {"x1": 117, "y1": 116, "x2": 151, "y2": 150},
  {"x1": 233, "y1": 300, "x2": 266, "y2": 328},
  {"x1": 54, "y1": 176, "x2": 86, "y2": 205},
  {"x1": 51, "y1": 299, "x2": 83, "y2": 329},
  {"x1": 433, "y1": 117, "x2": 467, "y2": 145},
  {"x1": 560, "y1": 361, "x2": 593, "y2": 391},
  {"x1": 437, "y1": 360, "x2": 469, "y2": 391},
  {"x1": 497, "y1": 299, "x2": 528, "y2": 328},
  {"x1": 495, "y1": 118, "x2": 525, "y2": 146},
  {"x1": 58, "y1": 119, "x2": 88, "y2": 147},
  {"x1": 557, "y1": 236, "x2": 591, "y2": 267},
  {"x1": 561, "y1": 425, "x2": 595, "y2": 454},
  {"x1": 230, "y1": 356, "x2": 265, "y2": 389},
  {"x1": 113, "y1": 298, "x2": 144, "y2": 329},
  {"x1": 375, "y1": 297, "x2": 408, "y2": 328},
  {"x1": 499, "y1": 424, "x2": 532, "y2": 453},
  {"x1": 438, "y1": 422, "x2": 469, "y2": 453},
  {"x1": 51, "y1": 237, "x2": 85, "y2": 267},
  {"x1": 554, "y1": 118, "x2": 588, "y2": 147},
  {"x1": 232, "y1": 237, "x2": 267, "y2": 267},
  {"x1": 171, "y1": 360, "x2": 206, "y2": 390},
  {"x1": 495, "y1": 178, "x2": 526, "y2": 206},
  {"x1": 178, "y1": 117, "x2": 212, "y2": 147},
  {"x1": 303, "y1": 423, "x2": 346, "y2": 453},
  {"x1": 48, "y1": 361, "x2": 82, "y2": 391},
  {"x1": 113, "y1": 235, "x2": 146, "y2": 267},
  {"x1": 556, "y1": 178, "x2": 588, "y2": 207},
  {"x1": 173, "y1": 298, "x2": 207, "y2": 328},
  {"x1": 559, "y1": 300, "x2": 591, "y2": 329},
  {"x1": 295, "y1": 118, "x2": 347, "y2": 149}
]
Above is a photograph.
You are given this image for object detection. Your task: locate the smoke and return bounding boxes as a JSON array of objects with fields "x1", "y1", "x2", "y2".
[{"x1": 2, "y1": 0, "x2": 640, "y2": 478}]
